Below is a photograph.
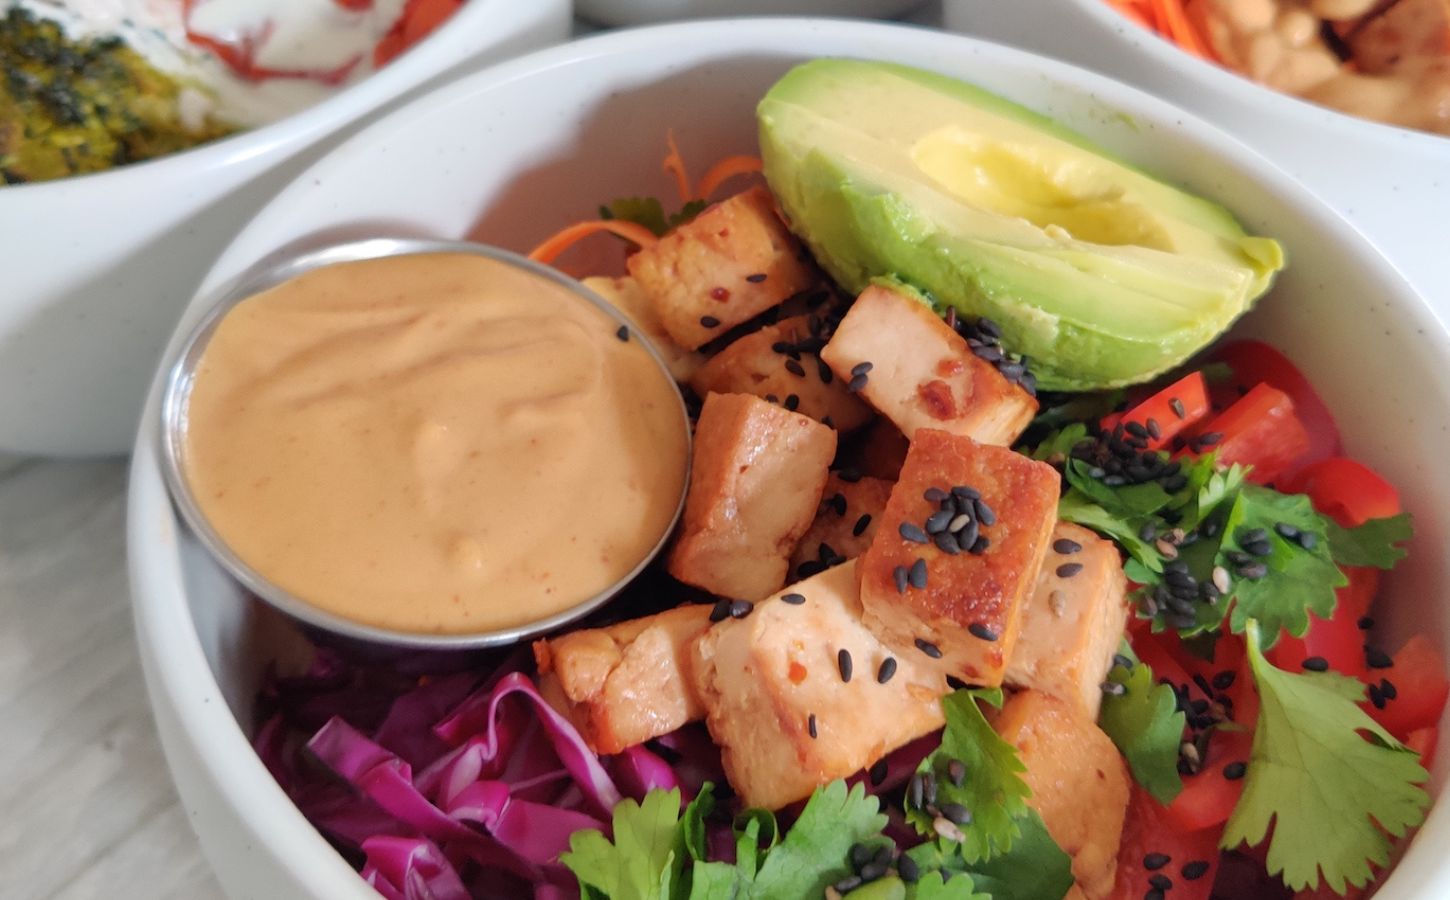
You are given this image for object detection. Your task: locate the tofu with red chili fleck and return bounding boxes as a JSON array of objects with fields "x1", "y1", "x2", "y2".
[
  {"x1": 820, "y1": 283, "x2": 1037, "y2": 446},
  {"x1": 1006, "y1": 522, "x2": 1131, "y2": 719},
  {"x1": 668, "y1": 392, "x2": 836, "y2": 601},
  {"x1": 626, "y1": 186, "x2": 817, "y2": 351},
  {"x1": 534, "y1": 604, "x2": 713, "y2": 755},
  {"x1": 992, "y1": 690, "x2": 1130, "y2": 900},
  {"x1": 689, "y1": 315, "x2": 872, "y2": 431},
  {"x1": 787, "y1": 472, "x2": 894, "y2": 581},
  {"x1": 858, "y1": 428, "x2": 1059, "y2": 686},
  {"x1": 582, "y1": 275, "x2": 704, "y2": 383},
  {"x1": 689, "y1": 560, "x2": 947, "y2": 810}
]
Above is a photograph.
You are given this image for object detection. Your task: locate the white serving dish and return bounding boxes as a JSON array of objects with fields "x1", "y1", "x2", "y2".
[
  {"x1": 130, "y1": 18, "x2": 1450, "y2": 899},
  {"x1": 0, "y1": 0, "x2": 570, "y2": 458},
  {"x1": 944, "y1": 0, "x2": 1450, "y2": 326},
  {"x1": 576, "y1": 0, "x2": 927, "y2": 25}
]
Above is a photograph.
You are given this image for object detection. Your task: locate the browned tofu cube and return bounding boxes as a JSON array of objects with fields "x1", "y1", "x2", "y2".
[
  {"x1": 626, "y1": 186, "x2": 817, "y2": 350},
  {"x1": 583, "y1": 275, "x2": 705, "y2": 383},
  {"x1": 689, "y1": 315, "x2": 873, "y2": 432},
  {"x1": 534, "y1": 604, "x2": 713, "y2": 755},
  {"x1": 1006, "y1": 523, "x2": 1131, "y2": 719},
  {"x1": 820, "y1": 284, "x2": 1037, "y2": 446},
  {"x1": 690, "y1": 560, "x2": 948, "y2": 810},
  {"x1": 858, "y1": 429, "x2": 1060, "y2": 686},
  {"x1": 788, "y1": 473, "x2": 894, "y2": 581},
  {"x1": 668, "y1": 392, "x2": 836, "y2": 600},
  {"x1": 992, "y1": 691, "x2": 1130, "y2": 900}
]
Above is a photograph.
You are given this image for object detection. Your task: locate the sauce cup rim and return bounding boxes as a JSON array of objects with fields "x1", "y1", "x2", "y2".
[{"x1": 158, "y1": 236, "x2": 693, "y2": 651}]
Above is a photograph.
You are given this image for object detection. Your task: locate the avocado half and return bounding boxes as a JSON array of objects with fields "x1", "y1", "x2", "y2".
[{"x1": 756, "y1": 59, "x2": 1285, "y2": 392}]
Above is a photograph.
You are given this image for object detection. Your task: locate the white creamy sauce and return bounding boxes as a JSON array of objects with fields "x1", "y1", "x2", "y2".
[{"x1": 11, "y1": 0, "x2": 414, "y2": 127}]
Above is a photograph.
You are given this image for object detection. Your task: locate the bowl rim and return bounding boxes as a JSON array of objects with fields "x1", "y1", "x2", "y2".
[
  {"x1": 127, "y1": 16, "x2": 1450, "y2": 899},
  {"x1": 0, "y1": 0, "x2": 541, "y2": 196},
  {"x1": 156, "y1": 237, "x2": 692, "y2": 651},
  {"x1": 1049, "y1": 0, "x2": 1450, "y2": 149}
]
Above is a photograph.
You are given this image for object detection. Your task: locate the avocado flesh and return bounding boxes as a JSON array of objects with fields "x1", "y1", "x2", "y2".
[{"x1": 757, "y1": 60, "x2": 1285, "y2": 391}]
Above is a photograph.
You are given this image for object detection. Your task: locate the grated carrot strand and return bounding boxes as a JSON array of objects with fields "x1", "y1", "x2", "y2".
[
  {"x1": 527, "y1": 220, "x2": 660, "y2": 265},
  {"x1": 695, "y1": 155, "x2": 764, "y2": 201},
  {"x1": 662, "y1": 131, "x2": 693, "y2": 205}
]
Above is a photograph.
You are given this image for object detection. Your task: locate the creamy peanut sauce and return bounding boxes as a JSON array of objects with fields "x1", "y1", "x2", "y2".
[{"x1": 183, "y1": 253, "x2": 689, "y2": 635}]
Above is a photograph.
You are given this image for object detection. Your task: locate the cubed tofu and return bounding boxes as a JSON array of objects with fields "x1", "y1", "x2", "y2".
[
  {"x1": 1348, "y1": 0, "x2": 1450, "y2": 73},
  {"x1": 690, "y1": 315, "x2": 873, "y2": 431},
  {"x1": 668, "y1": 392, "x2": 836, "y2": 600},
  {"x1": 992, "y1": 691, "x2": 1130, "y2": 900},
  {"x1": 583, "y1": 275, "x2": 705, "y2": 383},
  {"x1": 690, "y1": 560, "x2": 948, "y2": 810},
  {"x1": 858, "y1": 429, "x2": 1060, "y2": 686},
  {"x1": 1006, "y1": 523, "x2": 1131, "y2": 719},
  {"x1": 626, "y1": 186, "x2": 817, "y2": 350},
  {"x1": 820, "y1": 284, "x2": 1037, "y2": 446},
  {"x1": 534, "y1": 604, "x2": 713, "y2": 755},
  {"x1": 788, "y1": 473, "x2": 894, "y2": 581}
]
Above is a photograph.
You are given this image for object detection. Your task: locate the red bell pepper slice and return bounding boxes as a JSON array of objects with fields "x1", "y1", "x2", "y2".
[
  {"x1": 1206, "y1": 339, "x2": 1342, "y2": 468},
  {"x1": 1365, "y1": 634, "x2": 1450, "y2": 740},
  {"x1": 1281, "y1": 457, "x2": 1402, "y2": 528},
  {"x1": 1110, "y1": 786, "x2": 1221, "y2": 900},
  {"x1": 1267, "y1": 567, "x2": 1379, "y2": 681},
  {"x1": 1193, "y1": 383, "x2": 1310, "y2": 486},
  {"x1": 1165, "y1": 727, "x2": 1252, "y2": 832},
  {"x1": 1108, "y1": 371, "x2": 1211, "y2": 452}
]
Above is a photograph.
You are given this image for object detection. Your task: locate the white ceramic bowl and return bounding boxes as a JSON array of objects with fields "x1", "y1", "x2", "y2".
[
  {"x1": 944, "y1": 0, "x2": 1450, "y2": 329},
  {"x1": 576, "y1": 0, "x2": 927, "y2": 26},
  {"x1": 0, "y1": 0, "x2": 569, "y2": 458},
  {"x1": 130, "y1": 18, "x2": 1450, "y2": 899}
]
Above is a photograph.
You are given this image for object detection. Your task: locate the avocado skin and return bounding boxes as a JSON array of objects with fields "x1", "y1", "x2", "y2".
[{"x1": 757, "y1": 59, "x2": 1285, "y2": 392}]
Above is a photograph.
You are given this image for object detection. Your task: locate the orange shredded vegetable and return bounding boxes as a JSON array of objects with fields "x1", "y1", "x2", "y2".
[
  {"x1": 695, "y1": 155, "x2": 764, "y2": 201},
  {"x1": 526, "y1": 220, "x2": 659, "y2": 265},
  {"x1": 1106, "y1": 0, "x2": 1154, "y2": 29},
  {"x1": 1153, "y1": 0, "x2": 1217, "y2": 61},
  {"x1": 662, "y1": 131, "x2": 693, "y2": 205}
]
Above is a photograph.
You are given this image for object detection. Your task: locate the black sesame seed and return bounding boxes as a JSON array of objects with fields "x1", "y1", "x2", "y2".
[
  {"x1": 1302, "y1": 656, "x2": 1329, "y2": 672},
  {"x1": 1143, "y1": 852, "x2": 1171, "y2": 871},
  {"x1": 850, "y1": 842, "x2": 872, "y2": 871},
  {"x1": 922, "y1": 771, "x2": 938, "y2": 807},
  {"x1": 851, "y1": 361, "x2": 874, "y2": 376},
  {"x1": 700, "y1": 315, "x2": 721, "y2": 328},
  {"x1": 784, "y1": 358, "x2": 805, "y2": 377},
  {"x1": 1113, "y1": 653, "x2": 1135, "y2": 670},
  {"x1": 1146, "y1": 418, "x2": 1162, "y2": 440},
  {"x1": 907, "y1": 773, "x2": 925, "y2": 808},
  {"x1": 868, "y1": 758, "x2": 889, "y2": 787},
  {"x1": 877, "y1": 657, "x2": 898, "y2": 684},
  {"x1": 771, "y1": 341, "x2": 793, "y2": 355},
  {"x1": 808, "y1": 713, "x2": 818, "y2": 738},
  {"x1": 942, "y1": 803, "x2": 972, "y2": 825},
  {"x1": 1053, "y1": 538, "x2": 1083, "y2": 555},
  {"x1": 745, "y1": 272, "x2": 767, "y2": 283},
  {"x1": 968, "y1": 623, "x2": 998, "y2": 642},
  {"x1": 728, "y1": 599, "x2": 754, "y2": 619},
  {"x1": 1212, "y1": 670, "x2": 1237, "y2": 691},
  {"x1": 1223, "y1": 761, "x2": 1247, "y2": 780},
  {"x1": 817, "y1": 358, "x2": 833, "y2": 383},
  {"x1": 1237, "y1": 562, "x2": 1268, "y2": 580},
  {"x1": 1274, "y1": 522, "x2": 1300, "y2": 540},
  {"x1": 1148, "y1": 874, "x2": 1173, "y2": 891},
  {"x1": 838, "y1": 648, "x2": 854, "y2": 683},
  {"x1": 764, "y1": 394, "x2": 780, "y2": 404},
  {"x1": 969, "y1": 535, "x2": 990, "y2": 554},
  {"x1": 1358, "y1": 616, "x2": 1376, "y2": 631},
  {"x1": 1198, "y1": 431, "x2": 1223, "y2": 447},
  {"x1": 828, "y1": 492, "x2": 847, "y2": 516},
  {"x1": 709, "y1": 599, "x2": 732, "y2": 622},
  {"x1": 847, "y1": 372, "x2": 869, "y2": 392},
  {"x1": 952, "y1": 485, "x2": 982, "y2": 501},
  {"x1": 900, "y1": 522, "x2": 929, "y2": 544},
  {"x1": 853, "y1": 514, "x2": 872, "y2": 537},
  {"x1": 1244, "y1": 539, "x2": 1273, "y2": 557},
  {"x1": 908, "y1": 558, "x2": 928, "y2": 589},
  {"x1": 1181, "y1": 860, "x2": 1210, "y2": 881},
  {"x1": 1056, "y1": 562, "x2": 1084, "y2": 578},
  {"x1": 897, "y1": 854, "x2": 920, "y2": 883},
  {"x1": 915, "y1": 637, "x2": 942, "y2": 659},
  {"x1": 946, "y1": 675, "x2": 970, "y2": 691},
  {"x1": 955, "y1": 519, "x2": 979, "y2": 550},
  {"x1": 947, "y1": 758, "x2": 966, "y2": 786},
  {"x1": 615, "y1": 325, "x2": 630, "y2": 341},
  {"x1": 893, "y1": 565, "x2": 909, "y2": 594},
  {"x1": 834, "y1": 875, "x2": 862, "y2": 893},
  {"x1": 1170, "y1": 397, "x2": 1186, "y2": 419},
  {"x1": 781, "y1": 592, "x2": 806, "y2": 605},
  {"x1": 924, "y1": 487, "x2": 948, "y2": 503},
  {"x1": 783, "y1": 394, "x2": 800, "y2": 412},
  {"x1": 1298, "y1": 531, "x2": 1319, "y2": 551},
  {"x1": 859, "y1": 861, "x2": 888, "y2": 883},
  {"x1": 973, "y1": 500, "x2": 997, "y2": 526},
  {"x1": 934, "y1": 531, "x2": 961, "y2": 555},
  {"x1": 797, "y1": 560, "x2": 824, "y2": 579},
  {"x1": 1146, "y1": 891, "x2": 1165, "y2": 900},
  {"x1": 925, "y1": 509, "x2": 954, "y2": 534},
  {"x1": 1366, "y1": 646, "x2": 1393, "y2": 669},
  {"x1": 1139, "y1": 521, "x2": 1159, "y2": 542},
  {"x1": 1381, "y1": 678, "x2": 1398, "y2": 700},
  {"x1": 1370, "y1": 683, "x2": 1387, "y2": 709},
  {"x1": 1126, "y1": 421, "x2": 1149, "y2": 439},
  {"x1": 838, "y1": 466, "x2": 862, "y2": 483}
]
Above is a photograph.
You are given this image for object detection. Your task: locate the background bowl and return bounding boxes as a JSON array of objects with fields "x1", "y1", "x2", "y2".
[
  {"x1": 129, "y1": 18, "x2": 1450, "y2": 899},
  {"x1": 575, "y1": 0, "x2": 927, "y2": 26},
  {"x1": 0, "y1": 0, "x2": 569, "y2": 458},
  {"x1": 944, "y1": 0, "x2": 1450, "y2": 323}
]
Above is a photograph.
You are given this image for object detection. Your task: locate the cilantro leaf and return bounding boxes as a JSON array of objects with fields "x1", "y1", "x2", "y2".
[
  {"x1": 957, "y1": 809, "x2": 1074, "y2": 900},
  {"x1": 1057, "y1": 492, "x2": 1162, "y2": 574},
  {"x1": 1222, "y1": 622, "x2": 1431, "y2": 893},
  {"x1": 906, "y1": 689, "x2": 1031, "y2": 862},
  {"x1": 1025, "y1": 423, "x2": 1090, "y2": 462},
  {"x1": 1065, "y1": 459, "x2": 1175, "y2": 517},
  {"x1": 908, "y1": 871, "x2": 990, "y2": 900},
  {"x1": 562, "y1": 788, "x2": 687, "y2": 900},
  {"x1": 1326, "y1": 514, "x2": 1413, "y2": 569},
  {"x1": 1098, "y1": 659, "x2": 1186, "y2": 804},
  {"x1": 749, "y1": 780, "x2": 886, "y2": 897},
  {"x1": 1222, "y1": 486, "x2": 1346, "y2": 644},
  {"x1": 600, "y1": 197, "x2": 670, "y2": 236}
]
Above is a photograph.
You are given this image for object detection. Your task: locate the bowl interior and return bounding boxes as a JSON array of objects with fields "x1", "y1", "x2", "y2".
[{"x1": 130, "y1": 19, "x2": 1450, "y2": 898}]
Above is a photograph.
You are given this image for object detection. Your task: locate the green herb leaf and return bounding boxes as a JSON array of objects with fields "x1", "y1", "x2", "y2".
[
  {"x1": 1065, "y1": 458, "x2": 1174, "y2": 517},
  {"x1": 1057, "y1": 492, "x2": 1163, "y2": 574},
  {"x1": 1222, "y1": 621, "x2": 1431, "y2": 893},
  {"x1": 562, "y1": 788, "x2": 687, "y2": 900},
  {"x1": 1326, "y1": 514, "x2": 1413, "y2": 569},
  {"x1": 600, "y1": 197, "x2": 670, "y2": 236},
  {"x1": 906, "y1": 689, "x2": 1031, "y2": 862},
  {"x1": 908, "y1": 871, "x2": 990, "y2": 900},
  {"x1": 1025, "y1": 423, "x2": 1090, "y2": 462},
  {"x1": 749, "y1": 780, "x2": 886, "y2": 897},
  {"x1": 1098, "y1": 659, "x2": 1186, "y2": 804},
  {"x1": 1222, "y1": 486, "x2": 1345, "y2": 644},
  {"x1": 957, "y1": 810, "x2": 1074, "y2": 900},
  {"x1": 670, "y1": 198, "x2": 708, "y2": 230}
]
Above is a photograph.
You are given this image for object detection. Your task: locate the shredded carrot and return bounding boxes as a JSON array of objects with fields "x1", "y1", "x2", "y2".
[
  {"x1": 1151, "y1": 0, "x2": 1218, "y2": 62},
  {"x1": 662, "y1": 131, "x2": 693, "y2": 205},
  {"x1": 696, "y1": 155, "x2": 764, "y2": 201},
  {"x1": 1106, "y1": 0, "x2": 1154, "y2": 29},
  {"x1": 527, "y1": 220, "x2": 659, "y2": 265}
]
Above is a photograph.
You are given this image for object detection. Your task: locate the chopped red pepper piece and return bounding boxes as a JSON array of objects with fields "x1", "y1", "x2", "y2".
[
  {"x1": 1192, "y1": 383, "x2": 1310, "y2": 485},
  {"x1": 1110, "y1": 786, "x2": 1220, "y2": 900},
  {"x1": 1109, "y1": 371, "x2": 1210, "y2": 451}
]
